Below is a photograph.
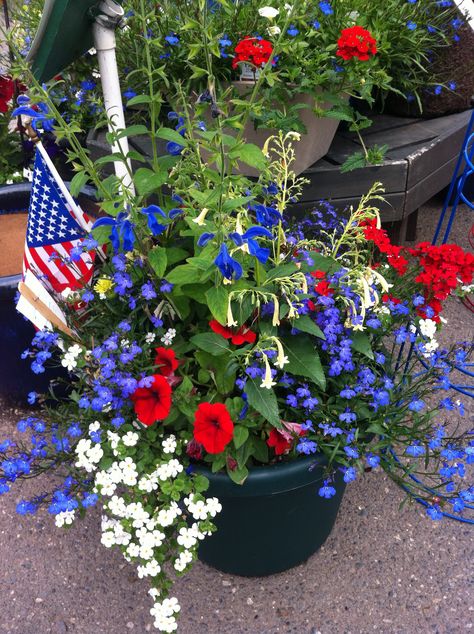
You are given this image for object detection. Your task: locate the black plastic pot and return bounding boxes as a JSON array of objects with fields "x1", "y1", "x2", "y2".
[
  {"x1": 0, "y1": 182, "x2": 99, "y2": 403},
  {"x1": 195, "y1": 455, "x2": 345, "y2": 577}
]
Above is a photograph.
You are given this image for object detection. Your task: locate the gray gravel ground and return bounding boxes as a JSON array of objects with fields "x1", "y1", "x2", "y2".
[{"x1": 0, "y1": 196, "x2": 472, "y2": 634}]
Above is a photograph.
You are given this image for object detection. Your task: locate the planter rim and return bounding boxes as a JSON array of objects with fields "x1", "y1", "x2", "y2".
[{"x1": 193, "y1": 453, "x2": 330, "y2": 498}]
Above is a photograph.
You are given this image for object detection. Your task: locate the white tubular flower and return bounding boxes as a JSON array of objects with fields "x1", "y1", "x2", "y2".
[
  {"x1": 259, "y1": 6, "x2": 279, "y2": 18},
  {"x1": 227, "y1": 300, "x2": 238, "y2": 327},
  {"x1": 267, "y1": 25, "x2": 281, "y2": 35},
  {"x1": 260, "y1": 356, "x2": 277, "y2": 389},
  {"x1": 192, "y1": 207, "x2": 209, "y2": 226},
  {"x1": 272, "y1": 297, "x2": 280, "y2": 326},
  {"x1": 273, "y1": 338, "x2": 289, "y2": 369}
]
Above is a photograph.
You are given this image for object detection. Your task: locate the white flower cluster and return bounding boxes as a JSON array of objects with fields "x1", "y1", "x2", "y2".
[
  {"x1": 161, "y1": 328, "x2": 176, "y2": 346},
  {"x1": 94, "y1": 456, "x2": 139, "y2": 495},
  {"x1": 137, "y1": 459, "x2": 183, "y2": 493},
  {"x1": 412, "y1": 318, "x2": 439, "y2": 356},
  {"x1": 184, "y1": 494, "x2": 222, "y2": 520},
  {"x1": 156, "y1": 502, "x2": 181, "y2": 527},
  {"x1": 75, "y1": 437, "x2": 104, "y2": 473},
  {"x1": 150, "y1": 597, "x2": 180, "y2": 633},
  {"x1": 55, "y1": 510, "x2": 76, "y2": 527},
  {"x1": 61, "y1": 343, "x2": 82, "y2": 371}
]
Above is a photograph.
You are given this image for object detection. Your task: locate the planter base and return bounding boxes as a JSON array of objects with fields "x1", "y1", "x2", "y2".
[{"x1": 197, "y1": 457, "x2": 345, "y2": 577}]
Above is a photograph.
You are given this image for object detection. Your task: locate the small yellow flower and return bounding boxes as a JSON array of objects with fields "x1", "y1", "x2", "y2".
[
  {"x1": 94, "y1": 278, "x2": 114, "y2": 297},
  {"x1": 192, "y1": 208, "x2": 209, "y2": 226}
]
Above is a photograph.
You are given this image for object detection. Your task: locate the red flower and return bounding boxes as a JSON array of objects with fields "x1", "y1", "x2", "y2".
[
  {"x1": 209, "y1": 319, "x2": 257, "y2": 345},
  {"x1": 336, "y1": 26, "x2": 377, "y2": 62},
  {"x1": 310, "y1": 270, "x2": 326, "y2": 279},
  {"x1": 232, "y1": 37, "x2": 274, "y2": 69},
  {"x1": 154, "y1": 346, "x2": 179, "y2": 376},
  {"x1": 130, "y1": 375, "x2": 172, "y2": 426},
  {"x1": 266, "y1": 422, "x2": 305, "y2": 456},
  {"x1": 193, "y1": 402, "x2": 234, "y2": 454},
  {"x1": 186, "y1": 438, "x2": 204, "y2": 460},
  {"x1": 314, "y1": 280, "x2": 333, "y2": 296},
  {"x1": 0, "y1": 76, "x2": 14, "y2": 113}
]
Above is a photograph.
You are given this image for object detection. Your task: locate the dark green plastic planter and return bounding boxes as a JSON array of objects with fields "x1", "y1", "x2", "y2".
[{"x1": 195, "y1": 455, "x2": 345, "y2": 577}]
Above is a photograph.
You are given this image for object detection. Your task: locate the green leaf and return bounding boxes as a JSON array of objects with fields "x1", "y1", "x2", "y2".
[
  {"x1": 148, "y1": 246, "x2": 167, "y2": 278},
  {"x1": 190, "y1": 333, "x2": 229, "y2": 356},
  {"x1": 134, "y1": 167, "x2": 168, "y2": 196},
  {"x1": 264, "y1": 263, "x2": 298, "y2": 283},
  {"x1": 351, "y1": 331, "x2": 374, "y2": 360},
  {"x1": 222, "y1": 196, "x2": 254, "y2": 212},
  {"x1": 166, "y1": 264, "x2": 202, "y2": 286},
  {"x1": 205, "y1": 286, "x2": 229, "y2": 325},
  {"x1": 69, "y1": 171, "x2": 88, "y2": 197},
  {"x1": 340, "y1": 151, "x2": 367, "y2": 173},
  {"x1": 245, "y1": 378, "x2": 281, "y2": 428},
  {"x1": 193, "y1": 474, "x2": 209, "y2": 493},
  {"x1": 126, "y1": 94, "x2": 152, "y2": 106},
  {"x1": 166, "y1": 247, "x2": 189, "y2": 267},
  {"x1": 156, "y1": 127, "x2": 188, "y2": 146},
  {"x1": 114, "y1": 124, "x2": 149, "y2": 139},
  {"x1": 195, "y1": 351, "x2": 236, "y2": 394},
  {"x1": 230, "y1": 143, "x2": 266, "y2": 170},
  {"x1": 227, "y1": 464, "x2": 248, "y2": 485},
  {"x1": 233, "y1": 425, "x2": 249, "y2": 450},
  {"x1": 282, "y1": 336, "x2": 326, "y2": 390},
  {"x1": 293, "y1": 315, "x2": 325, "y2": 339}
]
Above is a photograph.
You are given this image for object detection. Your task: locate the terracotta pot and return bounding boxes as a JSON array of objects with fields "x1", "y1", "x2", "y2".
[{"x1": 231, "y1": 81, "x2": 342, "y2": 176}]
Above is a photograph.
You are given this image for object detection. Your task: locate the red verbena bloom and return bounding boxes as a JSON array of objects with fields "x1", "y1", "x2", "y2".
[
  {"x1": 232, "y1": 37, "x2": 274, "y2": 69},
  {"x1": 154, "y1": 346, "x2": 179, "y2": 377},
  {"x1": 193, "y1": 402, "x2": 234, "y2": 454},
  {"x1": 209, "y1": 319, "x2": 257, "y2": 345},
  {"x1": 130, "y1": 374, "x2": 172, "y2": 426},
  {"x1": 336, "y1": 26, "x2": 377, "y2": 61},
  {"x1": 0, "y1": 76, "x2": 14, "y2": 113},
  {"x1": 361, "y1": 218, "x2": 408, "y2": 275}
]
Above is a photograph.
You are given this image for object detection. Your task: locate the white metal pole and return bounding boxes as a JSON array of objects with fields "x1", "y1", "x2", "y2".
[{"x1": 92, "y1": 0, "x2": 135, "y2": 194}]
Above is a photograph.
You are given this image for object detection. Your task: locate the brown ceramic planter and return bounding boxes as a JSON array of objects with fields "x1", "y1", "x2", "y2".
[{"x1": 231, "y1": 81, "x2": 342, "y2": 176}]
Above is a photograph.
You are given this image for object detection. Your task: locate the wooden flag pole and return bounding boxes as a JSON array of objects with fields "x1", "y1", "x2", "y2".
[
  {"x1": 18, "y1": 281, "x2": 75, "y2": 337},
  {"x1": 25, "y1": 124, "x2": 91, "y2": 233}
]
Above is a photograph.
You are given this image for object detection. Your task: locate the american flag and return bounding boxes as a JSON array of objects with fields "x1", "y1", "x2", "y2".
[{"x1": 23, "y1": 149, "x2": 95, "y2": 294}]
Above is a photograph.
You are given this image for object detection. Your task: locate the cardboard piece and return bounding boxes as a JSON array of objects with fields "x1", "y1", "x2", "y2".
[{"x1": 16, "y1": 270, "x2": 73, "y2": 336}]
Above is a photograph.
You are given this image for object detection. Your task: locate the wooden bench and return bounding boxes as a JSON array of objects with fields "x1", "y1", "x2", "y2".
[
  {"x1": 290, "y1": 109, "x2": 473, "y2": 243},
  {"x1": 87, "y1": 108, "x2": 473, "y2": 243}
]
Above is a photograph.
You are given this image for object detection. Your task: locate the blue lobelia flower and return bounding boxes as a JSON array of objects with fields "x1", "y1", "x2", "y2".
[
  {"x1": 318, "y1": 481, "x2": 336, "y2": 498},
  {"x1": 141, "y1": 204, "x2": 167, "y2": 236},
  {"x1": 92, "y1": 212, "x2": 135, "y2": 252},
  {"x1": 214, "y1": 243, "x2": 242, "y2": 281}
]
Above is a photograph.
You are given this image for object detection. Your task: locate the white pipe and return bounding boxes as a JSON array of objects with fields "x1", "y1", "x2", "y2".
[{"x1": 92, "y1": 3, "x2": 135, "y2": 194}]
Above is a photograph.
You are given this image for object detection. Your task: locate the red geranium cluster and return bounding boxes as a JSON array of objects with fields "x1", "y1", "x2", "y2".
[
  {"x1": 408, "y1": 242, "x2": 474, "y2": 318},
  {"x1": 336, "y1": 26, "x2": 377, "y2": 62},
  {"x1": 209, "y1": 319, "x2": 257, "y2": 345},
  {"x1": 361, "y1": 218, "x2": 408, "y2": 275},
  {"x1": 232, "y1": 37, "x2": 274, "y2": 69}
]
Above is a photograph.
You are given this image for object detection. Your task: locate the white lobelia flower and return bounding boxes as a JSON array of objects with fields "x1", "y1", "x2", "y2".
[
  {"x1": 122, "y1": 431, "x2": 139, "y2": 447},
  {"x1": 145, "y1": 332, "x2": 156, "y2": 344},
  {"x1": 259, "y1": 5, "x2": 279, "y2": 18},
  {"x1": 162, "y1": 434, "x2": 177, "y2": 454},
  {"x1": 206, "y1": 497, "x2": 222, "y2": 517},
  {"x1": 161, "y1": 328, "x2": 177, "y2": 346},
  {"x1": 55, "y1": 510, "x2": 76, "y2": 527}
]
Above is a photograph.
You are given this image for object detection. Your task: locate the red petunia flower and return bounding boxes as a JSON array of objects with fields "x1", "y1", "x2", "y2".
[
  {"x1": 336, "y1": 26, "x2": 377, "y2": 62},
  {"x1": 232, "y1": 37, "x2": 274, "y2": 69},
  {"x1": 314, "y1": 280, "x2": 334, "y2": 296},
  {"x1": 130, "y1": 375, "x2": 172, "y2": 426},
  {"x1": 209, "y1": 319, "x2": 257, "y2": 345},
  {"x1": 193, "y1": 402, "x2": 234, "y2": 454},
  {"x1": 154, "y1": 346, "x2": 179, "y2": 377},
  {"x1": 0, "y1": 76, "x2": 14, "y2": 113},
  {"x1": 310, "y1": 270, "x2": 326, "y2": 279},
  {"x1": 266, "y1": 422, "x2": 305, "y2": 456}
]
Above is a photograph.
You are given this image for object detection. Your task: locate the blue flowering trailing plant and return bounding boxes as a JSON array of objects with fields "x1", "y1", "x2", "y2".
[{"x1": 2, "y1": 10, "x2": 474, "y2": 634}]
